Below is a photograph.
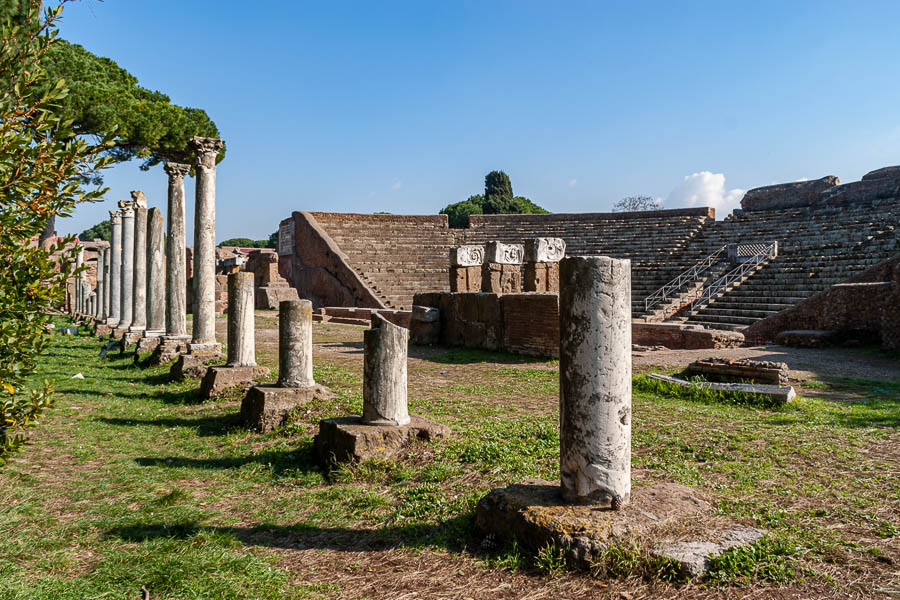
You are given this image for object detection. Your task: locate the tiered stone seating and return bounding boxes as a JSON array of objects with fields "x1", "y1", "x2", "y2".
[
  {"x1": 310, "y1": 213, "x2": 463, "y2": 309},
  {"x1": 682, "y1": 198, "x2": 900, "y2": 330}
]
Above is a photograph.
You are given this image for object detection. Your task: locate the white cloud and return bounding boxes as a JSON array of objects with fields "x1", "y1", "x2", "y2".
[
  {"x1": 665, "y1": 171, "x2": 745, "y2": 216},
  {"x1": 391, "y1": 179, "x2": 403, "y2": 190},
  {"x1": 568, "y1": 178, "x2": 578, "y2": 188}
]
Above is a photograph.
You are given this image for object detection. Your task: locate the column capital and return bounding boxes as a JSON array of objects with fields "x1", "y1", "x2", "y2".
[
  {"x1": 189, "y1": 136, "x2": 224, "y2": 169},
  {"x1": 130, "y1": 190, "x2": 148, "y2": 208},
  {"x1": 164, "y1": 162, "x2": 191, "y2": 179},
  {"x1": 109, "y1": 210, "x2": 122, "y2": 223},
  {"x1": 118, "y1": 200, "x2": 136, "y2": 216}
]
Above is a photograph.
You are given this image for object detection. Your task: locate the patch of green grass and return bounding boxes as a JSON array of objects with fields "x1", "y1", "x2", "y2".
[
  {"x1": 705, "y1": 537, "x2": 805, "y2": 584},
  {"x1": 635, "y1": 375, "x2": 788, "y2": 409}
]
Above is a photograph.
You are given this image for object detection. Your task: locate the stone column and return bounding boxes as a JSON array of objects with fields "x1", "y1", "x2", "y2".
[
  {"x1": 95, "y1": 251, "x2": 104, "y2": 319},
  {"x1": 278, "y1": 299, "x2": 314, "y2": 387},
  {"x1": 74, "y1": 246, "x2": 84, "y2": 313},
  {"x1": 188, "y1": 136, "x2": 224, "y2": 348},
  {"x1": 449, "y1": 245, "x2": 484, "y2": 292},
  {"x1": 146, "y1": 207, "x2": 166, "y2": 335},
  {"x1": 130, "y1": 205, "x2": 148, "y2": 331},
  {"x1": 164, "y1": 162, "x2": 190, "y2": 337},
  {"x1": 559, "y1": 256, "x2": 632, "y2": 507},
  {"x1": 482, "y1": 242, "x2": 524, "y2": 294},
  {"x1": 108, "y1": 211, "x2": 122, "y2": 325},
  {"x1": 117, "y1": 201, "x2": 136, "y2": 329},
  {"x1": 226, "y1": 272, "x2": 256, "y2": 367},
  {"x1": 39, "y1": 214, "x2": 56, "y2": 252},
  {"x1": 362, "y1": 313, "x2": 410, "y2": 426},
  {"x1": 524, "y1": 237, "x2": 566, "y2": 293}
]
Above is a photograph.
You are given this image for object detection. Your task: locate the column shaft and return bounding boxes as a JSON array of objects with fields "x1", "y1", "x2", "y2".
[
  {"x1": 362, "y1": 314, "x2": 410, "y2": 426},
  {"x1": 109, "y1": 212, "x2": 122, "y2": 324},
  {"x1": 189, "y1": 137, "x2": 223, "y2": 345},
  {"x1": 146, "y1": 207, "x2": 166, "y2": 333},
  {"x1": 164, "y1": 163, "x2": 190, "y2": 337},
  {"x1": 277, "y1": 300, "x2": 314, "y2": 387},
  {"x1": 226, "y1": 272, "x2": 256, "y2": 367},
  {"x1": 130, "y1": 206, "x2": 148, "y2": 329},
  {"x1": 117, "y1": 203, "x2": 135, "y2": 328}
]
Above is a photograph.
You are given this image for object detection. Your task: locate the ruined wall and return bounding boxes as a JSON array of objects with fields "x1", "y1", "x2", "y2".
[
  {"x1": 744, "y1": 254, "x2": 900, "y2": 350},
  {"x1": 740, "y1": 165, "x2": 900, "y2": 211}
]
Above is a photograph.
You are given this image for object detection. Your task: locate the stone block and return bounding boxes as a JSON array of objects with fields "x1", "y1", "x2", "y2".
[
  {"x1": 200, "y1": 365, "x2": 270, "y2": 399},
  {"x1": 481, "y1": 263, "x2": 521, "y2": 294},
  {"x1": 449, "y1": 266, "x2": 467, "y2": 292},
  {"x1": 523, "y1": 237, "x2": 566, "y2": 263},
  {"x1": 647, "y1": 374, "x2": 796, "y2": 405},
  {"x1": 653, "y1": 526, "x2": 767, "y2": 578},
  {"x1": 241, "y1": 384, "x2": 336, "y2": 433},
  {"x1": 94, "y1": 323, "x2": 112, "y2": 338},
  {"x1": 314, "y1": 415, "x2": 450, "y2": 463},
  {"x1": 524, "y1": 262, "x2": 559, "y2": 292},
  {"x1": 774, "y1": 329, "x2": 836, "y2": 348},
  {"x1": 170, "y1": 347, "x2": 223, "y2": 381},
  {"x1": 484, "y1": 241, "x2": 524, "y2": 265},
  {"x1": 133, "y1": 335, "x2": 161, "y2": 357},
  {"x1": 475, "y1": 481, "x2": 709, "y2": 568},
  {"x1": 449, "y1": 245, "x2": 484, "y2": 267},
  {"x1": 686, "y1": 358, "x2": 789, "y2": 385},
  {"x1": 148, "y1": 335, "x2": 190, "y2": 366},
  {"x1": 256, "y1": 285, "x2": 299, "y2": 309}
]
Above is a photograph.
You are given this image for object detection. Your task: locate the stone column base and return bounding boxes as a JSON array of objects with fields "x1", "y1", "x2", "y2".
[
  {"x1": 94, "y1": 323, "x2": 113, "y2": 337},
  {"x1": 133, "y1": 335, "x2": 162, "y2": 357},
  {"x1": 111, "y1": 327, "x2": 129, "y2": 339},
  {"x1": 314, "y1": 415, "x2": 450, "y2": 464},
  {"x1": 241, "y1": 384, "x2": 336, "y2": 433},
  {"x1": 199, "y1": 365, "x2": 270, "y2": 399},
  {"x1": 170, "y1": 348, "x2": 222, "y2": 381},
  {"x1": 122, "y1": 331, "x2": 144, "y2": 347},
  {"x1": 148, "y1": 335, "x2": 190, "y2": 366}
]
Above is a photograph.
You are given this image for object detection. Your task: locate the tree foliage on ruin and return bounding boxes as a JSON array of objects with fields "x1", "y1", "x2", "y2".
[
  {"x1": 440, "y1": 170, "x2": 549, "y2": 228},
  {"x1": 613, "y1": 195, "x2": 661, "y2": 212},
  {"x1": 0, "y1": 1, "x2": 111, "y2": 465}
]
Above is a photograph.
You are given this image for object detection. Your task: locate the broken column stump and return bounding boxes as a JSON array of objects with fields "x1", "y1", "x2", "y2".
[
  {"x1": 200, "y1": 273, "x2": 269, "y2": 398},
  {"x1": 315, "y1": 314, "x2": 448, "y2": 463},
  {"x1": 241, "y1": 299, "x2": 332, "y2": 432}
]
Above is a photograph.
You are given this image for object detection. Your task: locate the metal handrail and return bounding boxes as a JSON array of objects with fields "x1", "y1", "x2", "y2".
[
  {"x1": 687, "y1": 242, "x2": 778, "y2": 312},
  {"x1": 644, "y1": 245, "x2": 728, "y2": 313}
]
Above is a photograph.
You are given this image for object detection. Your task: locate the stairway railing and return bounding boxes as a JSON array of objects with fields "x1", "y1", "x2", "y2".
[
  {"x1": 687, "y1": 241, "x2": 778, "y2": 312},
  {"x1": 643, "y1": 245, "x2": 727, "y2": 313}
]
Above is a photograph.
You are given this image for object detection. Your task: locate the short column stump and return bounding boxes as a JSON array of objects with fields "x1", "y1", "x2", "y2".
[
  {"x1": 315, "y1": 415, "x2": 450, "y2": 464},
  {"x1": 241, "y1": 384, "x2": 336, "y2": 433},
  {"x1": 200, "y1": 365, "x2": 270, "y2": 399},
  {"x1": 476, "y1": 481, "x2": 710, "y2": 568}
]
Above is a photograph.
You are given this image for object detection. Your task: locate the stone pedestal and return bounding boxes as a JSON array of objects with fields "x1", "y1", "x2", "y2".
[
  {"x1": 149, "y1": 335, "x2": 191, "y2": 366},
  {"x1": 240, "y1": 384, "x2": 335, "y2": 432},
  {"x1": 170, "y1": 345, "x2": 222, "y2": 380},
  {"x1": 200, "y1": 365, "x2": 270, "y2": 399},
  {"x1": 315, "y1": 415, "x2": 450, "y2": 463},
  {"x1": 559, "y1": 256, "x2": 631, "y2": 506},
  {"x1": 133, "y1": 333, "x2": 162, "y2": 357},
  {"x1": 95, "y1": 323, "x2": 113, "y2": 338},
  {"x1": 108, "y1": 210, "x2": 122, "y2": 325},
  {"x1": 524, "y1": 262, "x2": 560, "y2": 292},
  {"x1": 450, "y1": 266, "x2": 482, "y2": 292},
  {"x1": 481, "y1": 263, "x2": 521, "y2": 293}
]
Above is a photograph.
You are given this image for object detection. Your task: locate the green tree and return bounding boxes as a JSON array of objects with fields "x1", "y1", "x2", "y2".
[
  {"x1": 267, "y1": 231, "x2": 278, "y2": 249},
  {"x1": 613, "y1": 195, "x2": 661, "y2": 212},
  {"x1": 440, "y1": 171, "x2": 549, "y2": 228},
  {"x1": 79, "y1": 218, "x2": 111, "y2": 242},
  {"x1": 42, "y1": 40, "x2": 222, "y2": 170},
  {"x1": 0, "y1": 1, "x2": 112, "y2": 465}
]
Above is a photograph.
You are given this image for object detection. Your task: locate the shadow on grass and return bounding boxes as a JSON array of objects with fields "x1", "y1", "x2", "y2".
[
  {"x1": 96, "y1": 412, "x2": 241, "y2": 436},
  {"x1": 134, "y1": 444, "x2": 323, "y2": 478},
  {"x1": 105, "y1": 513, "x2": 475, "y2": 555},
  {"x1": 320, "y1": 342, "x2": 363, "y2": 355}
]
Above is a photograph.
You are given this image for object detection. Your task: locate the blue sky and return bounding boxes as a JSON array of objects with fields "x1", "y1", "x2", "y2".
[{"x1": 58, "y1": 0, "x2": 900, "y2": 240}]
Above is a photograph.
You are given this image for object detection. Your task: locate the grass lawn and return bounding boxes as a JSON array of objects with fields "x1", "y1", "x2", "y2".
[{"x1": 0, "y1": 316, "x2": 897, "y2": 599}]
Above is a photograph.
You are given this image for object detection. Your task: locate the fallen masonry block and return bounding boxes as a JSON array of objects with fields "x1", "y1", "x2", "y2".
[
  {"x1": 647, "y1": 373, "x2": 796, "y2": 406},
  {"x1": 686, "y1": 358, "x2": 789, "y2": 385}
]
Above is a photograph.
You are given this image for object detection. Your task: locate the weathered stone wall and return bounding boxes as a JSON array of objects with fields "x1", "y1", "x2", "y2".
[
  {"x1": 744, "y1": 254, "x2": 900, "y2": 350},
  {"x1": 632, "y1": 322, "x2": 744, "y2": 349}
]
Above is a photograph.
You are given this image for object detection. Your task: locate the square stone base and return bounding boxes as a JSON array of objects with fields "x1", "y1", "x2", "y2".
[
  {"x1": 111, "y1": 326, "x2": 128, "y2": 339},
  {"x1": 123, "y1": 330, "x2": 144, "y2": 347},
  {"x1": 133, "y1": 335, "x2": 162, "y2": 359},
  {"x1": 241, "y1": 384, "x2": 336, "y2": 433},
  {"x1": 481, "y1": 263, "x2": 522, "y2": 294},
  {"x1": 475, "y1": 481, "x2": 766, "y2": 576},
  {"x1": 200, "y1": 365, "x2": 270, "y2": 399},
  {"x1": 148, "y1": 335, "x2": 190, "y2": 366},
  {"x1": 169, "y1": 347, "x2": 223, "y2": 381},
  {"x1": 315, "y1": 415, "x2": 451, "y2": 464},
  {"x1": 94, "y1": 323, "x2": 113, "y2": 338},
  {"x1": 450, "y1": 265, "x2": 482, "y2": 293},
  {"x1": 524, "y1": 262, "x2": 560, "y2": 292}
]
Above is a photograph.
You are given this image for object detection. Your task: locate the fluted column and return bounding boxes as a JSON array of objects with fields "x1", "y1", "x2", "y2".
[
  {"x1": 117, "y1": 201, "x2": 136, "y2": 329},
  {"x1": 146, "y1": 207, "x2": 166, "y2": 334},
  {"x1": 108, "y1": 211, "x2": 122, "y2": 325},
  {"x1": 130, "y1": 204, "x2": 148, "y2": 331},
  {"x1": 188, "y1": 136, "x2": 224, "y2": 347},
  {"x1": 164, "y1": 162, "x2": 190, "y2": 338}
]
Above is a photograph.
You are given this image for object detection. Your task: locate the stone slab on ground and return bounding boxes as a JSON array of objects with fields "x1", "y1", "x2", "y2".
[
  {"x1": 241, "y1": 384, "x2": 336, "y2": 433},
  {"x1": 315, "y1": 415, "x2": 450, "y2": 463},
  {"x1": 686, "y1": 358, "x2": 789, "y2": 385},
  {"x1": 170, "y1": 349, "x2": 223, "y2": 381},
  {"x1": 200, "y1": 365, "x2": 270, "y2": 399},
  {"x1": 648, "y1": 373, "x2": 796, "y2": 405},
  {"x1": 476, "y1": 481, "x2": 709, "y2": 567},
  {"x1": 653, "y1": 526, "x2": 767, "y2": 578},
  {"x1": 775, "y1": 329, "x2": 836, "y2": 348}
]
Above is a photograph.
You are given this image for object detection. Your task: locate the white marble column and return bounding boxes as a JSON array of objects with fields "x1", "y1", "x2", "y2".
[
  {"x1": 362, "y1": 314, "x2": 410, "y2": 426},
  {"x1": 130, "y1": 204, "x2": 148, "y2": 331},
  {"x1": 559, "y1": 256, "x2": 632, "y2": 508},
  {"x1": 74, "y1": 246, "x2": 84, "y2": 314},
  {"x1": 95, "y1": 250, "x2": 105, "y2": 319},
  {"x1": 117, "y1": 201, "x2": 136, "y2": 329},
  {"x1": 188, "y1": 136, "x2": 224, "y2": 348},
  {"x1": 226, "y1": 272, "x2": 257, "y2": 367},
  {"x1": 108, "y1": 211, "x2": 122, "y2": 325},
  {"x1": 277, "y1": 300, "x2": 315, "y2": 387},
  {"x1": 164, "y1": 162, "x2": 190, "y2": 338},
  {"x1": 102, "y1": 246, "x2": 111, "y2": 320}
]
